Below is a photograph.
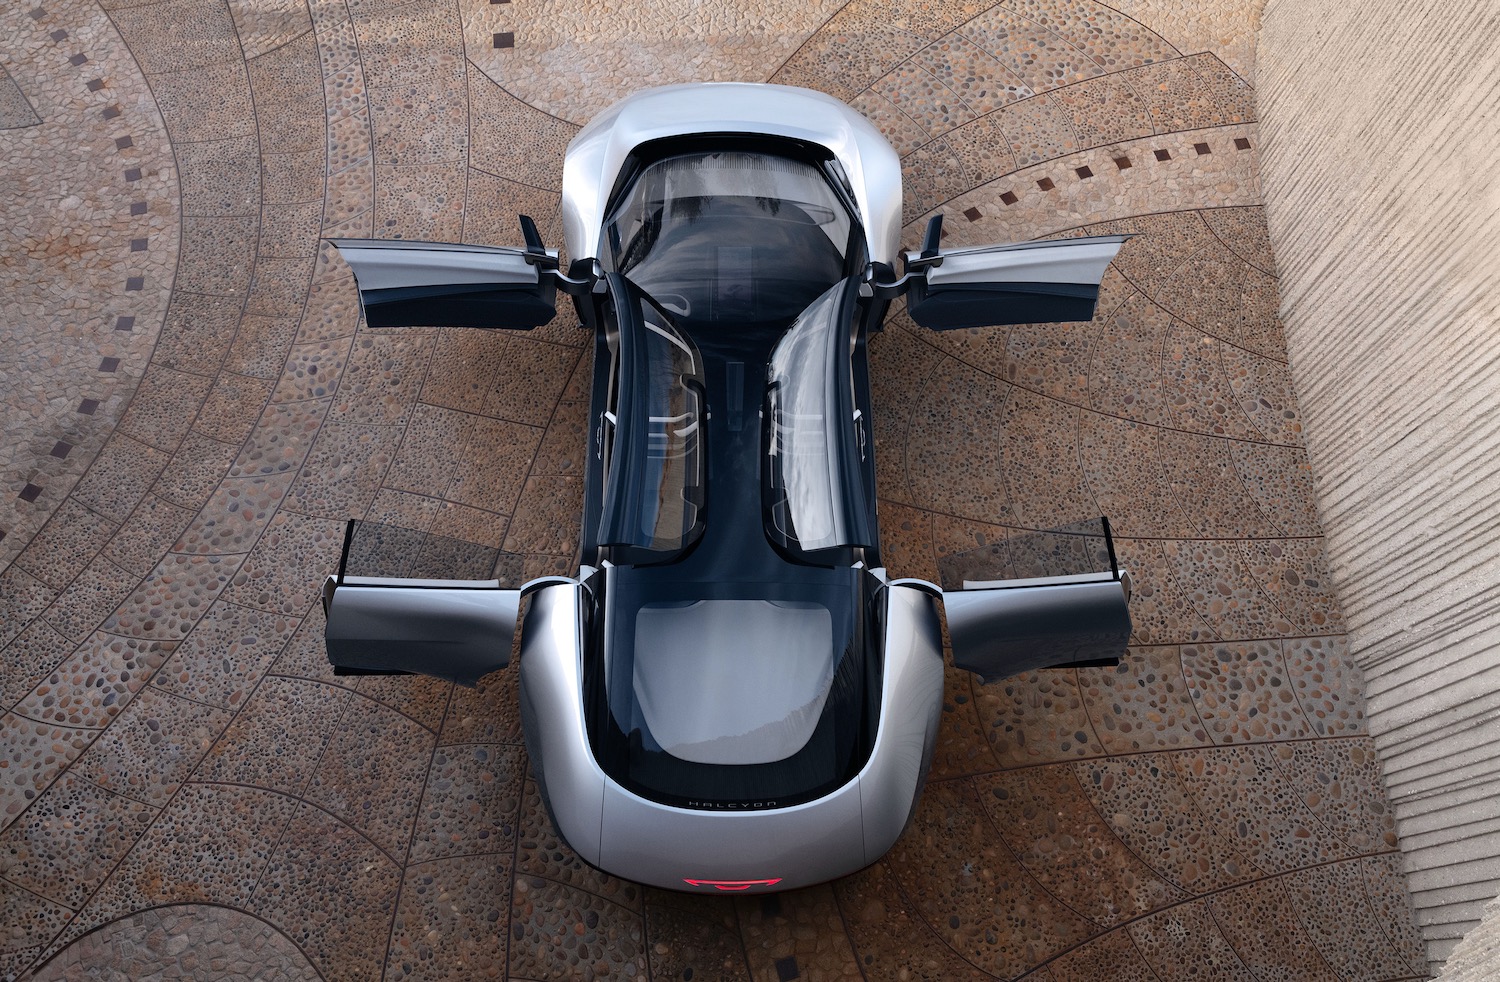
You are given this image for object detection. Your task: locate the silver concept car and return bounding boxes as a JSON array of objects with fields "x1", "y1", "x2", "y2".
[{"x1": 320, "y1": 83, "x2": 1133, "y2": 893}]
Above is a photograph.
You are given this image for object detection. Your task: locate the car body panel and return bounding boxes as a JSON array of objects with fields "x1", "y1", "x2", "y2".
[
  {"x1": 561, "y1": 83, "x2": 903, "y2": 267},
  {"x1": 322, "y1": 574, "x2": 521, "y2": 686},
  {"x1": 944, "y1": 574, "x2": 1132, "y2": 683},
  {"x1": 320, "y1": 82, "x2": 1135, "y2": 893},
  {"x1": 329, "y1": 238, "x2": 556, "y2": 328},
  {"x1": 905, "y1": 235, "x2": 1129, "y2": 330}
]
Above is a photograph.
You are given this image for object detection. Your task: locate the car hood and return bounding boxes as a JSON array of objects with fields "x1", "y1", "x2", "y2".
[{"x1": 561, "y1": 82, "x2": 903, "y2": 267}]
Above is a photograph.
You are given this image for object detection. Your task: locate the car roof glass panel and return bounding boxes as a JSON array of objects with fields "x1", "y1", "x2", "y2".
[{"x1": 606, "y1": 151, "x2": 854, "y2": 326}]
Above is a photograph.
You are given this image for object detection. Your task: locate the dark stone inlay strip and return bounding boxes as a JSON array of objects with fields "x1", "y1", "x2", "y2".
[
  {"x1": 1037, "y1": 177, "x2": 1055, "y2": 191},
  {"x1": 1155, "y1": 148, "x2": 1172, "y2": 161},
  {"x1": 105, "y1": 107, "x2": 122, "y2": 121},
  {"x1": 775, "y1": 955, "x2": 800, "y2": 981},
  {"x1": 1115, "y1": 155, "x2": 1132, "y2": 169},
  {"x1": 1076, "y1": 165, "x2": 1094, "y2": 179},
  {"x1": 1001, "y1": 190, "x2": 1018, "y2": 205},
  {"x1": 114, "y1": 134, "x2": 132, "y2": 148},
  {"x1": 99, "y1": 357, "x2": 119, "y2": 372},
  {"x1": 115, "y1": 316, "x2": 135, "y2": 331},
  {"x1": 29, "y1": 8, "x2": 46, "y2": 19},
  {"x1": 1195, "y1": 142, "x2": 1212, "y2": 155},
  {"x1": 19, "y1": 484, "x2": 42, "y2": 503},
  {"x1": 493, "y1": 31, "x2": 514, "y2": 48},
  {"x1": 68, "y1": 53, "x2": 87, "y2": 66},
  {"x1": 50, "y1": 441, "x2": 72, "y2": 459},
  {"x1": 124, "y1": 168, "x2": 140, "y2": 181},
  {"x1": 78, "y1": 398, "x2": 99, "y2": 415},
  {"x1": 49, "y1": 29, "x2": 67, "y2": 41},
  {"x1": 125, "y1": 277, "x2": 143, "y2": 291},
  {"x1": 1235, "y1": 137, "x2": 1252, "y2": 150},
  {"x1": 86, "y1": 78, "x2": 104, "y2": 92},
  {"x1": 129, "y1": 202, "x2": 146, "y2": 216},
  {"x1": 963, "y1": 206, "x2": 982, "y2": 221}
]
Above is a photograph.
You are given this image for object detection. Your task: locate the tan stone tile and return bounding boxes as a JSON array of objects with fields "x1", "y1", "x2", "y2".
[
  {"x1": 220, "y1": 510, "x2": 344, "y2": 615},
  {"x1": 1173, "y1": 744, "x2": 1359, "y2": 875},
  {"x1": 249, "y1": 803, "x2": 403, "y2": 981},
  {"x1": 1158, "y1": 429, "x2": 1281, "y2": 538},
  {"x1": 514, "y1": 778, "x2": 642, "y2": 911},
  {"x1": 440, "y1": 667, "x2": 523, "y2": 747},
  {"x1": 152, "y1": 596, "x2": 299, "y2": 708},
  {"x1": 387, "y1": 854, "x2": 516, "y2": 980},
  {"x1": 246, "y1": 35, "x2": 325, "y2": 155},
  {"x1": 174, "y1": 135, "x2": 260, "y2": 218},
  {"x1": 1075, "y1": 752, "x2": 1257, "y2": 894},
  {"x1": 409, "y1": 742, "x2": 525, "y2": 863},
  {"x1": 0, "y1": 620, "x2": 72, "y2": 712},
  {"x1": 329, "y1": 332, "x2": 432, "y2": 425},
  {"x1": 0, "y1": 569, "x2": 58, "y2": 653},
  {"x1": 14, "y1": 497, "x2": 119, "y2": 591},
  {"x1": 110, "y1": 0, "x2": 242, "y2": 72},
  {"x1": 508, "y1": 874, "x2": 647, "y2": 980},
  {"x1": 1162, "y1": 538, "x2": 1296, "y2": 640},
  {"x1": 467, "y1": 78, "x2": 576, "y2": 193},
  {"x1": 1288, "y1": 858, "x2": 1420, "y2": 980},
  {"x1": 176, "y1": 216, "x2": 258, "y2": 297},
  {"x1": 40, "y1": 554, "x2": 141, "y2": 643},
  {"x1": 1181, "y1": 639, "x2": 1313, "y2": 744},
  {"x1": 1206, "y1": 878, "x2": 1341, "y2": 980},
  {"x1": 837, "y1": 859, "x2": 995, "y2": 979},
  {"x1": 974, "y1": 666, "x2": 1106, "y2": 767},
  {"x1": 200, "y1": 675, "x2": 353, "y2": 795},
  {"x1": 736, "y1": 884, "x2": 863, "y2": 982},
  {"x1": 1232, "y1": 537, "x2": 1344, "y2": 635},
  {"x1": 908, "y1": 33, "x2": 1031, "y2": 113},
  {"x1": 73, "y1": 684, "x2": 230, "y2": 805},
  {"x1": 1045, "y1": 926, "x2": 1160, "y2": 982},
  {"x1": 151, "y1": 292, "x2": 243, "y2": 376},
  {"x1": 1270, "y1": 736, "x2": 1398, "y2": 853},
  {"x1": 71, "y1": 432, "x2": 170, "y2": 523},
  {"x1": 1080, "y1": 645, "x2": 1209, "y2": 754},
  {"x1": 1127, "y1": 899, "x2": 1248, "y2": 980},
  {"x1": 975, "y1": 764, "x2": 1184, "y2": 926},
  {"x1": 643, "y1": 895, "x2": 750, "y2": 982},
  {"x1": 0, "y1": 712, "x2": 96, "y2": 829},
  {"x1": 116, "y1": 365, "x2": 215, "y2": 451},
  {"x1": 0, "y1": 771, "x2": 156, "y2": 908},
  {"x1": 196, "y1": 373, "x2": 277, "y2": 444},
  {"x1": 305, "y1": 691, "x2": 434, "y2": 857},
  {"x1": 1282, "y1": 636, "x2": 1367, "y2": 737},
  {"x1": 885, "y1": 779, "x2": 1096, "y2": 975},
  {"x1": 281, "y1": 421, "x2": 404, "y2": 520}
]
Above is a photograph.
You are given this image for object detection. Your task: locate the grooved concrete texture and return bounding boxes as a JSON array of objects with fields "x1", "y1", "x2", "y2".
[
  {"x1": 2, "y1": 0, "x2": 1431, "y2": 979},
  {"x1": 1258, "y1": 0, "x2": 1500, "y2": 974}
]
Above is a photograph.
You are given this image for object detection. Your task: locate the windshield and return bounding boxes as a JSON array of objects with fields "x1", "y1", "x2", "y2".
[{"x1": 605, "y1": 151, "x2": 855, "y2": 325}]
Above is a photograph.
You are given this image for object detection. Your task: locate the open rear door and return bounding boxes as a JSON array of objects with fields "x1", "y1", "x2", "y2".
[
  {"x1": 321, "y1": 520, "x2": 521, "y2": 686},
  {"x1": 903, "y1": 216, "x2": 1127, "y2": 329},
  {"x1": 330, "y1": 238, "x2": 557, "y2": 329},
  {"x1": 937, "y1": 518, "x2": 1132, "y2": 683}
]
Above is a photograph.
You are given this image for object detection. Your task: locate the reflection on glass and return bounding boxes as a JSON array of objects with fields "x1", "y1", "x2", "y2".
[
  {"x1": 607, "y1": 152, "x2": 853, "y2": 324},
  {"x1": 766, "y1": 282, "x2": 847, "y2": 553}
]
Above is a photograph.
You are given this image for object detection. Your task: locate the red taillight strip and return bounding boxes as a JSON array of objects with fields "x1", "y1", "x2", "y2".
[{"x1": 683, "y1": 878, "x2": 783, "y2": 892}]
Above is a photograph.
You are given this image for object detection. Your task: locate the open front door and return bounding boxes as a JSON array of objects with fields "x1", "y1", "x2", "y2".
[
  {"x1": 321, "y1": 520, "x2": 523, "y2": 686},
  {"x1": 902, "y1": 216, "x2": 1127, "y2": 329},
  {"x1": 330, "y1": 238, "x2": 557, "y2": 329},
  {"x1": 936, "y1": 517, "x2": 1133, "y2": 683}
]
